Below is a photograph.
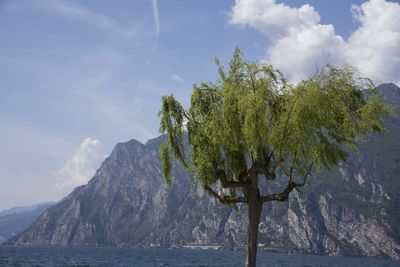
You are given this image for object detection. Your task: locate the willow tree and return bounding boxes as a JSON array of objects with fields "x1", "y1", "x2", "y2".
[{"x1": 159, "y1": 48, "x2": 390, "y2": 267}]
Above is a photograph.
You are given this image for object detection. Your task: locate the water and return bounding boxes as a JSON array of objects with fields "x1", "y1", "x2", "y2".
[{"x1": 0, "y1": 246, "x2": 399, "y2": 267}]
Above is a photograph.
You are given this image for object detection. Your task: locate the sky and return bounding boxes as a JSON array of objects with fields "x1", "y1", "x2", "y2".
[{"x1": 0, "y1": 0, "x2": 399, "y2": 210}]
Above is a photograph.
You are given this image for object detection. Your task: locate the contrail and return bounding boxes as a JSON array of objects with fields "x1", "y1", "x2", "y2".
[
  {"x1": 144, "y1": 0, "x2": 160, "y2": 69},
  {"x1": 145, "y1": 36, "x2": 158, "y2": 69},
  {"x1": 152, "y1": 0, "x2": 160, "y2": 35},
  {"x1": 145, "y1": 0, "x2": 160, "y2": 69}
]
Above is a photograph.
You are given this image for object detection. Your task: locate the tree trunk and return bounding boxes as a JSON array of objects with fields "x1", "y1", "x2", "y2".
[{"x1": 245, "y1": 179, "x2": 262, "y2": 267}]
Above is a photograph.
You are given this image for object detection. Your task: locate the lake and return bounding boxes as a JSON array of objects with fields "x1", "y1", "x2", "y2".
[{"x1": 0, "y1": 246, "x2": 399, "y2": 267}]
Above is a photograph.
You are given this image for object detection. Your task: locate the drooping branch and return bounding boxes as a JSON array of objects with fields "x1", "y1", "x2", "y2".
[
  {"x1": 277, "y1": 82, "x2": 310, "y2": 161},
  {"x1": 260, "y1": 162, "x2": 314, "y2": 203},
  {"x1": 204, "y1": 185, "x2": 247, "y2": 204},
  {"x1": 245, "y1": 63, "x2": 257, "y2": 93},
  {"x1": 277, "y1": 93, "x2": 299, "y2": 160},
  {"x1": 287, "y1": 151, "x2": 297, "y2": 182}
]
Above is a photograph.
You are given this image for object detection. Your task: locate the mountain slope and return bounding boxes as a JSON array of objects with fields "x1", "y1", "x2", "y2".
[
  {"x1": 0, "y1": 202, "x2": 54, "y2": 244},
  {"x1": 7, "y1": 83, "x2": 400, "y2": 260}
]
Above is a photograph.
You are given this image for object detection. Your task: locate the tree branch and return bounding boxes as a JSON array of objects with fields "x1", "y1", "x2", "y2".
[
  {"x1": 297, "y1": 162, "x2": 314, "y2": 187},
  {"x1": 212, "y1": 161, "x2": 248, "y2": 188},
  {"x1": 288, "y1": 151, "x2": 297, "y2": 182},
  {"x1": 237, "y1": 169, "x2": 248, "y2": 182},
  {"x1": 249, "y1": 161, "x2": 276, "y2": 180},
  {"x1": 277, "y1": 82, "x2": 308, "y2": 161},
  {"x1": 245, "y1": 63, "x2": 257, "y2": 93},
  {"x1": 204, "y1": 185, "x2": 247, "y2": 204},
  {"x1": 198, "y1": 86, "x2": 217, "y2": 92},
  {"x1": 260, "y1": 162, "x2": 314, "y2": 203},
  {"x1": 219, "y1": 170, "x2": 248, "y2": 188}
]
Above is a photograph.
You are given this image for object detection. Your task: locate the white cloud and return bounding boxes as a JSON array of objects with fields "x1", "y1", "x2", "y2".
[
  {"x1": 229, "y1": 0, "x2": 320, "y2": 39},
  {"x1": 152, "y1": 0, "x2": 160, "y2": 35},
  {"x1": 171, "y1": 73, "x2": 184, "y2": 83},
  {"x1": 346, "y1": 0, "x2": 400, "y2": 85},
  {"x1": 229, "y1": 0, "x2": 400, "y2": 85},
  {"x1": 55, "y1": 138, "x2": 105, "y2": 191},
  {"x1": 266, "y1": 24, "x2": 345, "y2": 81}
]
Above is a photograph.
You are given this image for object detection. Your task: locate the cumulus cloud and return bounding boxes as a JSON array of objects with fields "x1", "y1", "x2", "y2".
[
  {"x1": 230, "y1": 0, "x2": 320, "y2": 39},
  {"x1": 55, "y1": 138, "x2": 105, "y2": 191},
  {"x1": 266, "y1": 24, "x2": 345, "y2": 81},
  {"x1": 229, "y1": 0, "x2": 400, "y2": 85},
  {"x1": 346, "y1": 0, "x2": 400, "y2": 85},
  {"x1": 171, "y1": 73, "x2": 184, "y2": 83}
]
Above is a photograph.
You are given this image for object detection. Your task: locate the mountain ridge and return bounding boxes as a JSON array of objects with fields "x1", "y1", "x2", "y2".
[
  {"x1": 0, "y1": 202, "x2": 54, "y2": 244},
  {"x1": 6, "y1": 84, "x2": 400, "y2": 260}
]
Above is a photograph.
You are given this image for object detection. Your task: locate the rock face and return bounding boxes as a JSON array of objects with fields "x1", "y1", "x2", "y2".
[{"x1": 7, "y1": 84, "x2": 400, "y2": 260}]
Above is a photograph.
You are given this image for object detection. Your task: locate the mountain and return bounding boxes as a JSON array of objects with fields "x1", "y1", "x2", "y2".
[
  {"x1": 0, "y1": 202, "x2": 54, "y2": 244},
  {"x1": 6, "y1": 83, "x2": 400, "y2": 260}
]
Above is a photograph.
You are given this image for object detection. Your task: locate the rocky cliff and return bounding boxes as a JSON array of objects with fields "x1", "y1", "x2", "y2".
[{"x1": 7, "y1": 83, "x2": 400, "y2": 260}]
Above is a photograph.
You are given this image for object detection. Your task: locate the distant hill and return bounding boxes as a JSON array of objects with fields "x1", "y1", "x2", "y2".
[
  {"x1": 0, "y1": 202, "x2": 54, "y2": 244},
  {"x1": 6, "y1": 83, "x2": 400, "y2": 260}
]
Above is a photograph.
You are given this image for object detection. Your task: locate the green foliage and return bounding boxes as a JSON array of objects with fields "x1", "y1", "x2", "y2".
[
  {"x1": 159, "y1": 48, "x2": 390, "y2": 190},
  {"x1": 160, "y1": 143, "x2": 172, "y2": 185}
]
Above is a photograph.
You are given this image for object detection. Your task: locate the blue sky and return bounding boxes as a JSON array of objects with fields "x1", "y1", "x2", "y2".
[{"x1": 0, "y1": 0, "x2": 399, "y2": 210}]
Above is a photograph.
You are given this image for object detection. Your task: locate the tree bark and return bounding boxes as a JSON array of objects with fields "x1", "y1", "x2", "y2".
[{"x1": 245, "y1": 177, "x2": 262, "y2": 267}]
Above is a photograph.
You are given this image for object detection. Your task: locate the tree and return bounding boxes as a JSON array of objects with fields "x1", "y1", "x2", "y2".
[{"x1": 159, "y1": 48, "x2": 390, "y2": 267}]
